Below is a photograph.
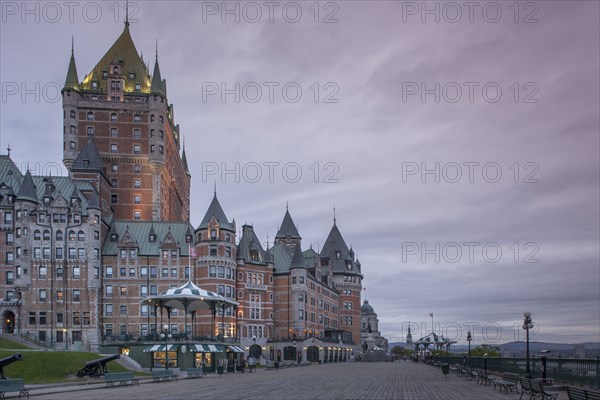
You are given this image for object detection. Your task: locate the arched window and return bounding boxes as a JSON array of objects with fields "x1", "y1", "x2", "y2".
[
  {"x1": 69, "y1": 230, "x2": 76, "y2": 241},
  {"x1": 56, "y1": 230, "x2": 63, "y2": 241},
  {"x1": 70, "y1": 110, "x2": 76, "y2": 118},
  {"x1": 112, "y1": 66, "x2": 119, "y2": 74},
  {"x1": 150, "y1": 114, "x2": 155, "y2": 122},
  {"x1": 43, "y1": 230, "x2": 50, "y2": 241},
  {"x1": 34, "y1": 230, "x2": 41, "y2": 240},
  {"x1": 78, "y1": 230, "x2": 85, "y2": 241}
]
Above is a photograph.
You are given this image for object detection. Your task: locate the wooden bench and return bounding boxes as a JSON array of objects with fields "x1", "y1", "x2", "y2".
[
  {"x1": 567, "y1": 386, "x2": 600, "y2": 400},
  {"x1": 530, "y1": 379, "x2": 559, "y2": 400},
  {"x1": 494, "y1": 372, "x2": 519, "y2": 393},
  {"x1": 476, "y1": 369, "x2": 495, "y2": 386},
  {"x1": 186, "y1": 368, "x2": 205, "y2": 379},
  {"x1": 519, "y1": 377, "x2": 534, "y2": 400},
  {"x1": 0, "y1": 378, "x2": 29, "y2": 399},
  {"x1": 104, "y1": 372, "x2": 140, "y2": 388},
  {"x1": 152, "y1": 369, "x2": 178, "y2": 382}
]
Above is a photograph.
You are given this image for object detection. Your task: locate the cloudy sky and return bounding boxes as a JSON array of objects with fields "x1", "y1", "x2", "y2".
[{"x1": 1, "y1": 1, "x2": 598, "y2": 345}]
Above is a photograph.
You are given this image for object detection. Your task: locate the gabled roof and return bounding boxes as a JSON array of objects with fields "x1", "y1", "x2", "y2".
[
  {"x1": 72, "y1": 138, "x2": 103, "y2": 172},
  {"x1": 16, "y1": 170, "x2": 38, "y2": 203},
  {"x1": 198, "y1": 193, "x2": 234, "y2": 231},
  {"x1": 237, "y1": 225, "x2": 266, "y2": 264},
  {"x1": 320, "y1": 222, "x2": 362, "y2": 276},
  {"x1": 303, "y1": 247, "x2": 320, "y2": 268},
  {"x1": 275, "y1": 209, "x2": 301, "y2": 240},
  {"x1": 81, "y1": 23, "x2": 151, "y2": 93}
]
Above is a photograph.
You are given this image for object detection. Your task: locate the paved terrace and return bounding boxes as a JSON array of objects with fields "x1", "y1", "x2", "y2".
[{"x1": 28, "y1": 361, "x2": 571, "y2": 400}]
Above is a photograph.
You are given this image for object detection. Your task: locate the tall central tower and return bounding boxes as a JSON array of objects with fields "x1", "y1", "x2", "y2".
[{"x1": 61, "y1": 21, "x2": 190, "y2": 222}]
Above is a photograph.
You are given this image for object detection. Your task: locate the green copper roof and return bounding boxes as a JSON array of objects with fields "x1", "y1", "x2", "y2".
[
  {"x1": 290, "y1": 243, "x2": 307, "y2": 269},
  {"x1": 150, "y1": 56, "x2": 166, "y2": 96},
  {"x1": 17, "y1": 170, "x2": 38, "y2": 203},
  {"x1": 72, "y1": 138, "x2": 104, "y2": 172},
  {"x1": 102, "y1": 221, "x2": 195, "y2": 256},
  {"x1": 64, "y1": 46, "x2": 80, "y2": 91},
  {"x1": 320, "y1": 222, "x2": 362, "y2": 276},
  {"x1": 81, "y1": 23, "x2": 151, "y2": 93},
  {"x1": 181, "y1": 146, "x2": 190, "y2": 176},
  {"x1": 237, "y1": 225, "x2": 266, "y2": 264},
  {"x1": 275, "y1": 209, "x2": 301, "y2": 240},
  {"x1": 270, "y1": 243, "x2": 294, "y2": 274},
  {"x1": 198, "y1": 193, "x2": 234, "y2": 231}
]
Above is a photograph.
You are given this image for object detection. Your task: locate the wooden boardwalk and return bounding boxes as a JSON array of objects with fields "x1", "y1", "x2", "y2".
[{"x1": 32, "y1": 361, "x2": 569, "y2": 400}]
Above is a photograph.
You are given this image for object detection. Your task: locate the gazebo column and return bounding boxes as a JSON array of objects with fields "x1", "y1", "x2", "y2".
[
  {"x1": 154, "y1": 303, "x2": 158, "y2": 338},
  {"x1": 212, "y1": 304, "x2": 217, "y2": 341}
]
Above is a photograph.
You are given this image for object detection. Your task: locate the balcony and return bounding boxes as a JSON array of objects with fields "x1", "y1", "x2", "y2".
[{"x1": 245, "y1": 283, "x2": 267, "y2": 291}]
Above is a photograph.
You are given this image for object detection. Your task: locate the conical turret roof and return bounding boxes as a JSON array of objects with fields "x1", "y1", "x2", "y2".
[
  {"x1": 275, "y1": 209, "x2": 301, "y2": 240},
  {"x1": 17, "y1": 170, "x2": 38, "y2": 203},
  {"x1": 198, "y1": 193, "x2": 234, "y2": 231}
]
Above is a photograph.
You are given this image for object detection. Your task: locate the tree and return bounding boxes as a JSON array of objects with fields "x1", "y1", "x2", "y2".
[{"x1": 471, "y1": 344, "x2": 500, "y2": 357}]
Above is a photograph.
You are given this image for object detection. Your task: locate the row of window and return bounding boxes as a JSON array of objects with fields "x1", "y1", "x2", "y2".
[
  {"x1": 32, "y1": 229, "x2": 90, "y2": 241},
  {"x1": 4, "y1": 212, "x2": 99, "y2": 226},
  {"x1": 105, "y1": 266, "x2": 191, "y2": 279},
  {"x1": 28, "y1": 311, "x2": 90, "y2": 326},
  {"x1": 110, "y1": 178, "x2": 143, "y2": 189},
  {"x1": 38, "y1": 288, "x2": 82, "y2": 302}
]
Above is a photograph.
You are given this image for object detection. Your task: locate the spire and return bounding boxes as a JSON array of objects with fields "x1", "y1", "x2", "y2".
[
  {"x1": 333, "y1": 204, "x2": 336, "y2": 225},
  {"x1": 63, "y1": 36, "x2": 80, "y2": 91},
  {"x1": 17, "y1": 169, "x2": 38, "y2": 203},
  {"x1": 290, "y1": 243, "x2": 307, "y2": 269},
  {"x1": 150, "y1": 40, "x2": 165, "y2": 96},
  {"x1": 125, "y1": 0, "x2": 129, "y2": 27},
  {"x1": 181, "y1": 137, "x2": 190, "y2": 176}
]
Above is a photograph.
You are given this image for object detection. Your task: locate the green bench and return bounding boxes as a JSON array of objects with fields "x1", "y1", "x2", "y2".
[
  {"x1": 186, "y1": 368, "x2": 205, "y2": 379},
  {"x1": 0, "y1": 378, "x2": 29, "y2": 398},
  {"x1": 152, "y1": 369, "x2": 178, "y2": 382},
  {"x1": 493, "y1": 372, "x2": 519, "y2": 393},
  {"x1": 104, "y1": 372, "x2": 140, "y2": 388},
  {"x1": 567, "y1": 386, "x2": 600, "y2": 400}
]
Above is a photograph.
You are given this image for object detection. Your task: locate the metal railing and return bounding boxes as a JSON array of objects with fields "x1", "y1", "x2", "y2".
[{"x1": 435, "y1": 355, "x2": 600, "y2": 389}]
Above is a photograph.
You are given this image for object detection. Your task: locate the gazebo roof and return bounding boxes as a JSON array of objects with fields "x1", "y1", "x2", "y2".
[{"x1": 141, "y1": 280, "x2": 239, "y2": 312}]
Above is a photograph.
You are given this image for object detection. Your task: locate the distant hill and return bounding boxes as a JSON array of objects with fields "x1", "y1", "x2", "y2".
[{"x1": 388, "y1": 341, "x2": 600, "y2": 356}]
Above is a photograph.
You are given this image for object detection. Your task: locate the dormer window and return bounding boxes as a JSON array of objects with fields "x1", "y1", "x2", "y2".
[
  {"x1": 129, "y1": 72, "x2": 135, "y2": 79},
  {"x1": 135, "y1": 83, "x2": 141, "y2": 91},
  {"x1": 91, "y1": 81, "x2": 98, "y2": 89},
  {"x1": 110, "y1": 233, "x2": 118, "y2": 241},
  {"x1": 250, "y1": 249, "x2": 259, "y2": 262},
  {"x1": 43, "y1": 197, "x2": 51, "y2": 206},
  {"x1": 149, "y1": 233, "x2": 156, "y2": 242},
  {"x1": 335, "y1": 250, "x2": 341, "y2": 259},
  {"x1": 185, "y1": 234, "x2": 192, "y2": 243},
  {"x1": 112, "y1": 66, "x2": 119, "y2": 74},
  {"x1": 83, "y1": 160, "x2": 90, "y2": 168},
  {"x1": 102, "y1": 71, "x2": 108, "y2": 78},
  {"x1": 210, "y1": 229, "x2": 217, "y2": 240},
  {"x1": 346, "y1": 261, "x2": 352, "y2": 270}
]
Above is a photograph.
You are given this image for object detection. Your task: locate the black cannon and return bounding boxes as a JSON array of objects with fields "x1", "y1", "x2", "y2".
[
  {"x1": 77, "y1": 354, "x2": 120, "y2": 378},
  {"x1": 0, "y1": 353, "x2": 23, "y2": 379}
]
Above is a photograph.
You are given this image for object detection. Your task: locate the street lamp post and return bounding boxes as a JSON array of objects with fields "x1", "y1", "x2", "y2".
[
  {"x1": 160, "y1": 324, "x2": 172, "y2": 370},
  {"x1": 523, "y1": 311, "x2": 534, "y2": 377},
  {"x1": 466, "y1": 331, "x2": 472, "y2": 366}
]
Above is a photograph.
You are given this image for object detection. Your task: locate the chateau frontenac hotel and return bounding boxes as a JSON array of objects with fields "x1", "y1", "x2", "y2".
[{"x1": 0, "y1": 20, "x2": 387, "y2": 370}]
